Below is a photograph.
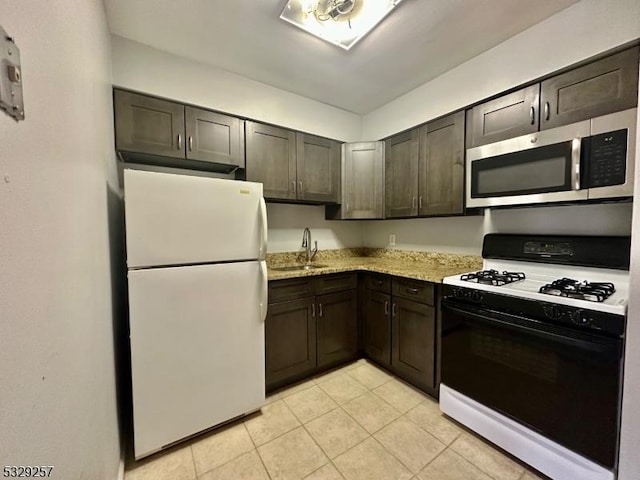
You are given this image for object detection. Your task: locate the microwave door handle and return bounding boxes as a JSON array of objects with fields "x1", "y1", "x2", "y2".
[{"x1": 572, "y1": 138, "x2": 581, "y2": 190}]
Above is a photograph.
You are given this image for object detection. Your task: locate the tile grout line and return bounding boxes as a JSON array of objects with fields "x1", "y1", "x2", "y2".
[
  {"x1": 188, "y1": 445, "x2": 198, "y2": 480},
  {"x1": 448, "y1": 434, "x2": 514, "y2": 480},
  {"x1": 242, "y1": 421, "x2": 275, "y2": 480}
]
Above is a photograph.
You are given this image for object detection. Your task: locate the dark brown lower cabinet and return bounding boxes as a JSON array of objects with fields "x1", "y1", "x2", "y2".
[
  {"x1": 317, "y1": 290, "x2": 358, "y2": 368},
  {"x1": 266, "y1": 273, "x2": 437, "y2": 395},
  {"x1": 265, "y1": 297, "x2": 316, "y2": 391},
  {"x1": 391, "y1": 297, "x2": 435, "y2": 391},
  {"x1": 266, "y1": 274, "x2": 358, "y2": 391},
  {"x1": 362, "y1": 289, "x2": 391, "y2": 367}
]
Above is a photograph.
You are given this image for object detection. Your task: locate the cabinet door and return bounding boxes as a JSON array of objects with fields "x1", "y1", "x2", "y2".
[
  {"x1": 467, "y1": 85, "x2": 539, "y2": 148},
  {"x1": 541, "y1": 46, "x2": 639, "y2": 130},
  {"x1": 265, "y1": 297, "x2": 316, "y2": 390},
  {"x1": 385, "y1": 129, "x2": 419, "y2": 218},
  {"x1": 246, "y1": 122, "x2": 297, "y2": 200},
  {"x1": 296, "y1": 133, "x2": 340, "y2": 203},
  {"x1": 185, "y1": 107, "x2": 244, "y2": 168},
  {"x1": 418, "y1": 111, "x2": 465, "y2": 216},
  {"x1": 114, "y1": 89, "x2": 185, "y2": 159},
  {"x1": 362, "y1": 290, "x2": 391, "y2": 368},
  {"x1": 316, "y1": 290, "x2": 358, "y2": 368},
  {"x1": 345, "y1": 142, "x2": 385, "y2": 218},
  {"x1": 391, "y1": 297, "x2": 435, "y2": 391}
]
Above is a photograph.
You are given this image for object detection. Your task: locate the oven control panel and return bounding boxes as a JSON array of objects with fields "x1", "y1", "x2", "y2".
[
  {"x1": 450, "y1": 287, "x2": 485, "y2": 303},
  {"x1": 542, "y1": 305, "x2": 595, "y2": 327},
  {"x1": 443, "y1": 284, "x2": 624, "y2": 337}
]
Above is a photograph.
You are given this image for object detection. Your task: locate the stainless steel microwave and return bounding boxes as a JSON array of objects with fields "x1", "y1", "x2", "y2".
[{"x1": 466, "y1": 108, "x2": 637, "y2": 208}]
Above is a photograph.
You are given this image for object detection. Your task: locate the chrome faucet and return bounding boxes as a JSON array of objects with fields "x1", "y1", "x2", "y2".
[{"x1": 301, "y1": 227, "x2": 318, "y2": 264}]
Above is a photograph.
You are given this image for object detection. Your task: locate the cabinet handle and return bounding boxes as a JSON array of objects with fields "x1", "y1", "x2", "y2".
[
  {"x1": 311, "y1": 303, "x2": 315, "y2": 317},
  {"x1": 530, "y1": 106, "x2": 535, "y2": 125},
  {"x1": 292, "y1": 180, "x2": 297, "y2": 194},
  {"x1": 412, "y1": 196, "x2": 417, "y2": 209},
  {"x1": 406, "y1": 287, "x2": 419, "y2": 295},
  {"x1": 384, "y1": 300, "x2": 389, "y2": 315},
  {"x1": 318, "y1": 303, "x2": 323, "y2": 317},
  {"x1": 376, "y1": 280, "x2": 383, "y2": 286},
  {"x1": 177, "y1": 133, "x2": 182, "y2": 150},
  {"x1": 346, "y1": 202, "x2": 350, "y2": 212},
  {"x1": 188, "y1": 136, "x2": 193, "y2": 151},
  {"x1": 299, "y1": 180, "x2": 303, "y2": 194},
  {"x1": 392, "y1": 303, "x2": 397, "y2": 317},
  {"x1": 419, "y1": 196, "x2": 423, "y2": 210},
  {"x1": 544, "y1": 102, "x2": 550, "y2": 121}
]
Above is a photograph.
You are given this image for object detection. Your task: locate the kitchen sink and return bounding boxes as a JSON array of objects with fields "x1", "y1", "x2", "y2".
[{"x1": 270, "y1": 264, "x2": 328, "y2": 272}]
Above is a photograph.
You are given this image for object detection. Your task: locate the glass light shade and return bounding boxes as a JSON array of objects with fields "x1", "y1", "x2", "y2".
[{"x1": 280, "y1": 0, "x2": 402, "y2": 50}]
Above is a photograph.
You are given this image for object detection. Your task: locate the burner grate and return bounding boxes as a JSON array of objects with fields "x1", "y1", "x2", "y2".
[
  {"x1": 461, "y1": 269, "x2": 526, "y2": 286},
  {"x1": 538, "y1": 278, "x2": 615, "y2": 302}
]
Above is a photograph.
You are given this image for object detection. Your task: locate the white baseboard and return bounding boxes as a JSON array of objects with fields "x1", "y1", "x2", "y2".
[{"x1": 117, "y1": 453, "x2": 124, "y2": 480}]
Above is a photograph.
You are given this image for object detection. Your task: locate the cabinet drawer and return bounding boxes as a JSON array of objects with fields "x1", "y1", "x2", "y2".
[
  {"x1": 392, "y1": 278, "x2": 434, "y2": 305},
  {"x1": 268, "y1": 278, "x2": 314, "y2": 303},
  {"x1": 363, "y1": 274, "x2": 391, "y2": 293},
  {"x1": 314, "y1": 273, "x2": 358, "y2": 294}
]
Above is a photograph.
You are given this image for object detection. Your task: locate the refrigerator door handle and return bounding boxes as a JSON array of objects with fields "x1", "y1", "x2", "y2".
[
  {"x1": 259, "y1": 197, "x2": 268, "y2": 261},
  {"x1": 259, "y1": 260, "x2": 268, "y2": 322}
]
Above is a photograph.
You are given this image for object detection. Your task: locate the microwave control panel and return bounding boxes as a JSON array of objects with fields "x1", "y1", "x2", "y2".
[{"x1": 587, "y1": 129, "x2": 627, "y2": 188}]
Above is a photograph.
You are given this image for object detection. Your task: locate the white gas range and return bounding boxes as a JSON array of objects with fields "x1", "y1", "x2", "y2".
[{"x1": 439, "y1": 234, "x2": 630, "y2": 480}]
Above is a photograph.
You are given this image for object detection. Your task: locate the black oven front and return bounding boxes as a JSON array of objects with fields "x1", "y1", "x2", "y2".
[{"x1": 441, "y1": 297, "x2": 623, "y2": 469}]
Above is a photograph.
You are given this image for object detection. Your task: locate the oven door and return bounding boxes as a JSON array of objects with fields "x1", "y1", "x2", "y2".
[
  {"x1": 466, "y1": 120, "x2": 590, "y2": 208},
  {"x1": 441, "y1": 299, "x2": 622, "y2": 468}
]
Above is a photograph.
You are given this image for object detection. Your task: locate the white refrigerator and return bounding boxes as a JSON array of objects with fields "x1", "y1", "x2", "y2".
[{"x1": 123, "y1": 169, "x2": 268, "y2": 459}]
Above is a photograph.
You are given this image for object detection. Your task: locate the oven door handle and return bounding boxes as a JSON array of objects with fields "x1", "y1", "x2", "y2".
[{"x1": 442, "y1": 301, "x2": 621, "y2": 355}]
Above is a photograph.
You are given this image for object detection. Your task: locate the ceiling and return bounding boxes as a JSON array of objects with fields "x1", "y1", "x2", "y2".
[{"x1": 104, "y1": 0, "x2": 579, "y2": 115}]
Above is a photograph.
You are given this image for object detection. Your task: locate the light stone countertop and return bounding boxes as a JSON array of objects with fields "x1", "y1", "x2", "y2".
[{"x1": 267, "y1": 248, "x2": 483, "y2": 283}]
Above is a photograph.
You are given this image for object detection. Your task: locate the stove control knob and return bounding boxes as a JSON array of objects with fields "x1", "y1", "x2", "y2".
[
  {"x1": 543, "y1": 305, "x2": 563, "y2": 319},
  {"x1": 471, "y1": 291, "x2": 484, "y2": 303},
  {"x1": 571, "y1": 310, "x2": 592, "y2": 326}
]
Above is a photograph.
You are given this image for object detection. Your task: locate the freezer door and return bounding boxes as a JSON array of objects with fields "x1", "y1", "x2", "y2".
[
  {"x1": 124, "y1": 170, "x2": 267, "y2": 268},
  {"x1": 128, "y1": 261, "x2": 266, "y2": 459}
]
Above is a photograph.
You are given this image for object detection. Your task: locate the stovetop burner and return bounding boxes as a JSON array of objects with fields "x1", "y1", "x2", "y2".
[
  {"x1": 539, "y1": 278, "x2": 616, "y2": 303},
  {"x1": 460, "y1": 269, "x2": 526, "y2": 286}
]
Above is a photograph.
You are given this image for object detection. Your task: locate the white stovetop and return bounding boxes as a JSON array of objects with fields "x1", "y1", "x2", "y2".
[{"x1": 443, "y1": 259, "x2": 629, "y2": 316}]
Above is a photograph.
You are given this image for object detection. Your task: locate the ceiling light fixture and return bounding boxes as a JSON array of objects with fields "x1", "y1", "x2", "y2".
[{"x1": 280, "y1": 0, "x2": 403, "y2": 50}]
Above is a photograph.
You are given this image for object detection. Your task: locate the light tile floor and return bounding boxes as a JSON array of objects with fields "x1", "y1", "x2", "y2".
[{"x1": 124, "y1": 360, "x2": 549, "y2": 480}]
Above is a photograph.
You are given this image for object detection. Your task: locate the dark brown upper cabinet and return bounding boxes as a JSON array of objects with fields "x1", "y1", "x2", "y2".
[
  {"x1": 245, "y1": 121, "x2": 297, "y2": 200},
  {"x1": 467, "y1": 85, "x2": 539, "y2": 148},
  {"x1": 114, "y1": 89, "x2": 186, "y2": 160},
  {"x1": 185, "y1": 107, "x2": 244, "y2": 167},
  {"x1": 467, "y1": 46, "x2": 639, "y2": 148},
  {"x1": 385, "y1": 129, "x2": 419, "y2": 218},
  {"x1": 540, "y1": 46, "x2": 639, "y2": 130},
  {"x1": 384, "y1": 112, "x2": 464, "y2": 219},
  {"x1": 114, "y1": 89, "x2": 245, "y2": 171},
  {"x1": 296, "y1": 133, "x2": 340, "y2": 203},
  {"x1": 246, "y1": 121, "x2": 341, "y2": 204},
  {"x1": 326, "y1": 141, "x2": 385, "y2": 220},
  {"x1": 418, "y1": 111, "x2": 465, "y2": 216}
]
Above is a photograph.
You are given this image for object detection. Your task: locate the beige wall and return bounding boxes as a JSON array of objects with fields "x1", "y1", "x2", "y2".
[
  {"x1": 111, "y1": 35, "x2": 362, "y2": 143},
  {"x1": 0, "y1": 1, "x2": 121, "y2": 478}
]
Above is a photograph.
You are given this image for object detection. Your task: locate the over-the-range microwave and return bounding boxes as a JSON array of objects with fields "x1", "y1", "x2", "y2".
[{"x1": 466, "y1": 108, "x2": 637, "y2": 208}]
